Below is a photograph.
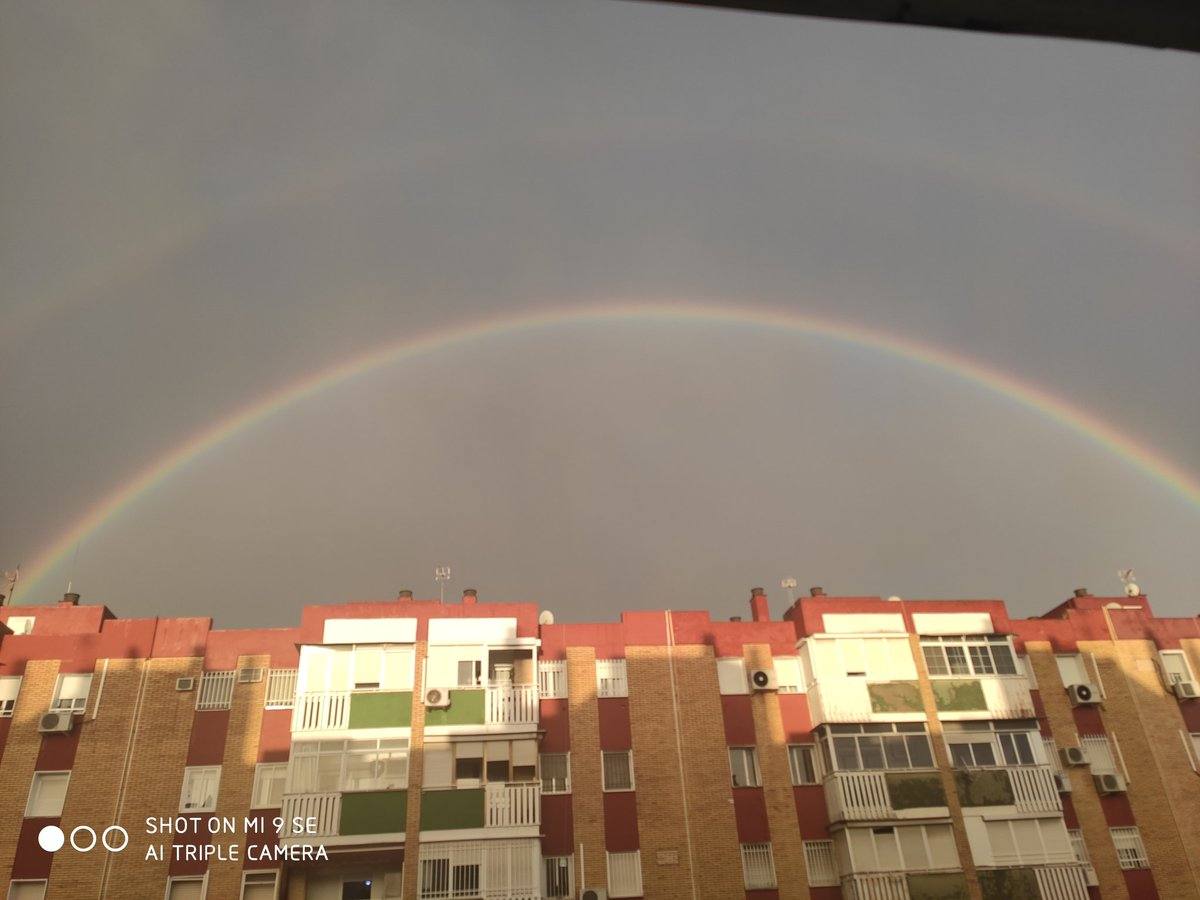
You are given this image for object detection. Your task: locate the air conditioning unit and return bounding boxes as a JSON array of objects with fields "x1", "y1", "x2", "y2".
[
  {"x1": 39, "y1": 711, "x2": 74, "y2": 733},
  {"x1": 238, "y1": 668, "x2": 264, "y2": 684},
  {"x1": 1061, "y1": 746, "x2": 1088, "y2": 767},
  {"x1": 1067, "y1": 683, "x2": 1101, "y2": 706},
  {"x1": 1172, "y1": 681, "x2": 1198, "y2": 700},
  {"x1": 1053, "y1": 771, "x2": 1073, "y2": 793},
  {"x1": 749, "y1": 668, "x2": 777, "y2": 691},
  {"x1": 1083, "y1": 865, "x2": 1100, "y2": 888},
  {"x1": 175, "y1": 677, "x2": 195, "y2": 692},
  {"x1": 1094, "y1": 772, "x2": 1127, "y2": 794},
  {"x1": 424, "y1": 687, "x2": 451, "y2": 708},
  {"x1": 581, "y1": 890, "x2": 607, "y2": 900}
]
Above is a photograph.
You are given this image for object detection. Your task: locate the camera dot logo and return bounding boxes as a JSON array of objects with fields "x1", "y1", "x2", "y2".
[
  {"x1": 39, "y1": 824, "x2": 129, "y2": 853},
  {"x1": 38, "y1": 826, "x2": 65, "y2": 852}
]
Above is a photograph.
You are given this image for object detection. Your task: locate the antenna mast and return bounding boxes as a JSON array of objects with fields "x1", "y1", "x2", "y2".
[
  {"x1": 1, "y1": 565, "x2": 19, "y2": 607},
  {"x1": 435, "y1": 565, "x2": 451, "y2": 603}
]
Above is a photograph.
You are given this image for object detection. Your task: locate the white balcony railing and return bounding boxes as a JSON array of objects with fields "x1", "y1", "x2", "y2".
[
  {"x1": 486, "y1": 683, "x2": 538, "y2": 726},
  {"x1": 292, "y1": 690, "x2": 350, "y2": 732},
  {"x1": 282, "y1": 791, "x2": 341, "y2": 839},
  {"x1": 825, "y1": 771, "x2": 894, "y2": 821},
  {"x1": 485, "y1": 782, "x2": 540, "y2": 828},
  {"x1": 1033, "y1": 864, "x2": 1090, "y2": 900},
  {"x1": 1006, "y1": 765, "x2": 1062, "y2": 813},
  {"x1": 842, "y1": 872, "x2": 909, "y2": 900}
]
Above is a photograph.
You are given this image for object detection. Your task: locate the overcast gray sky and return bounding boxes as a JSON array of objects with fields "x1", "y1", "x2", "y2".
[{"x1": 1, "y1": 0, "x2": 1197, "y2": 627}]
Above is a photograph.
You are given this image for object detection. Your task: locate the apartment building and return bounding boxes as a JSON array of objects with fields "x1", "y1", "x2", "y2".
[{"x1": 0, "y1": 584, "x2": 1197, "y2": 900}]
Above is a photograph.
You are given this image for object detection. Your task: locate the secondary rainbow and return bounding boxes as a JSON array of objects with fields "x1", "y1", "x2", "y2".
[{"x1": 18, "y1": 301, "x2": 1200, "y2": 598}]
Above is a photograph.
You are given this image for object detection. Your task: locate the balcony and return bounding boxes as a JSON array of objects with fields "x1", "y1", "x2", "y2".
[
  {"x1": 841, "y1": 870, "x2": 967, "y2": 900},
  {"x1": 825, "y1": 771, "x2": 948, "y2": 822},
  {"x1": 292, "y1": 689, "x2": 414, "y2": 733},
  {"x1": 282, "y1": 791, "x2": 341, "y2": 839},
  {"x1": 485, "y1": 782, "x2": 540, "y2": 828},
  {"x1": 931, "y1": 675, "x2": 1034, "y2": 720},
  {"x1": 954, "y1": 765, "x2": 1060, "y2": 814},
  {"x1": 420, "y1": 783, "x2": 540, "y2": 834},
  {"x1": 424, "y1": 683, "x2": 538, "y2": 729},
  {"x1": 978, "y1": 865, "x2": 1089, "y2": 900},
  {"x1": 281, "y1": 789, "x2": 409, "y2": 843},
  {"x1": 807, "y1": 680, "x2": 929, "y2": 725}
]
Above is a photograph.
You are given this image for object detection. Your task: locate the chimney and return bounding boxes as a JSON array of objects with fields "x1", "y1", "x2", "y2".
[
  {"x1": 397, "y1": 589, "x2": 413, "y2": 600},
  {"x1": 1073, "y1": 587, "x2": 1089, "y2": 598},
  {"x1": 810, "y1": 586, "x2": 825, "y2": 597},
  {"x1": 462, "y1": 589, "x2": 477, "y2": 605},
  {"x1": 59, "y1": 592, "x2": 80, "y2": 607},
  {"x1": 749, "y1": 587, "x2": 770, "y2": 622},
  {"x1": 729, "y1": 616, "x2": 743, "y2": 622}
]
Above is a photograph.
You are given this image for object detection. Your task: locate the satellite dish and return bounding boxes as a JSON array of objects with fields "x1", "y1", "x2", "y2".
[
  {"x1": 887, "y1": 595, "x2": 902, "y2": 602},
  {"x1": 1124, "y1": 583, "x2": 1141, "y2": 597},
  {"x1": 538, "y1": 610, "x2": 555, "y2": 626}
]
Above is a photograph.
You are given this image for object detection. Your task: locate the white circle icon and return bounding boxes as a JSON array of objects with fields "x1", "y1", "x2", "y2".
[{"x1": 38, "y1": 825, "x2": 65, "y2": 852}]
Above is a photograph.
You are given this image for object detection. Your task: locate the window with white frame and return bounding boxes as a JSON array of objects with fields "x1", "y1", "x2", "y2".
[
  {"x1": 843, "y1": 823, "x2": 958, "y2": 873},
  {"x1": 729, "y1": 747, "x2": 761, "y2": 788},
  {"x1": 25, "y1": 772, "x2": 70, "y2": 817},
  {"x1": 264, "y1": 669, "x2": 297, "y2": 709},
  {"x1": 180, "y1": 766, "x2": 221, "y2": 812},
  {"x1": 288, "y1": 738, "x2": 409, "y2": 793},
  {"x1": 984, "y1": 818, "x2": 1073, "y2": 866},
  {"x1": 196, "y1": 670, "x2": 235, "y2": 710},
  {"x1": 6, "y1": 616, "x2": 35, "y2": 635},
  {"x1": 602, "y1": 750, "x2": 634, "y2": 791},
  {"x1": 804, "y1": 840, "x2": 838, "y2": 887},
  {"x1": 788, "y1": 744, "x2": 819, "y2": 785},
  {"x1": 0, "y1": 676, "x2": 20, "y2": 717},
  {"x1": 1110, "y1": 826, "x2": 1149, "y2": 870},
  {"x1": 1068, "y1": 828, "x2": 1094, "y2": 871},
  {"x1": 239, "y1": 871, "x2": 277, "y2": 900},
  {"x1": 596, "y1": 659, "x2": 628, "y2": 698},
  {"x1": 1079, "y1": 734, "x2": 1117, "y2": 774},
  {"x1": 606, "y1": 850, "x2": 643, "y2": 898},
  {"x1": 7, "y1": 882, "x2": 47, "y2": 900},
  {"x1": 716, "y1": 658, "x2": 749, "y2": 695},
  {"x1": 541, "y1": 753, "x2": 570, "y2": 793},
  {"x1": 774, "y1": 656, "x2": 803, "y2": 693},
  {"x1": 1019, "y1": 654, "x2": 1038, "y2": 688},
  {"x1": 943, "y1": 720, "x2": 1040, "y2": 768},
  {"x1": 251, "y1": 763, "x2": 287, "y2": 808},
  {"x1": 543, "y1": 856, "x2": 573, "y2": 898},
  {"x1": 50, "y1": 674, "x2": 91, "y2": 714},
  {"x1": 165, "y1": 876, "x2": 206, "y2": 900},
  {"x1": 740, "y1": 843, "x2": 777, "y2": 889},
  {"x1": 818, "y1": 722, "x2": 934, "y2": 772},
  {"x1": 1055, "y1": 654, "x2": 1089, "y2": 687},
  {"x1": 1160, "y1": 651, "x2": 1194, "y2": 686},
  {"x1": 921, "y1": 635, "x2": 1017, "y2": 677},
  {"x1": 538, "y1": 660, "x2": 567, "y2": 699},
  {"x1": 457, "y1": 659, "x2": 483, "y2": 687}
]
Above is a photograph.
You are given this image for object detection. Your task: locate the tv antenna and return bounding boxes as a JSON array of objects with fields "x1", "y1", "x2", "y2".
[
  {"x1": 435, "y1": 565, "x2": 452, "y2": 603},
  {"x1": 781, "y1": 578, "x2": 797, "y2": 604},
  {"x1": 1, "y1": 565, "x2": 19, "y2": 607},
  {"x1": 1118, "y1": 568, "x2": 1140, "y2": 598}
]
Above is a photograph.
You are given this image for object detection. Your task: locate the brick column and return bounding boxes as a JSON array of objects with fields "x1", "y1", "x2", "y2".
[
  {"x1": 0, "y1": 660, "x2": 59, "y2": 882},
  {"x1": 744, "y1": 643, "x2": 809, "y2": 900},
  {"x1": 566, "y1": 646, "x2": 607, "y2": 892},
  {"x1": 400, "y1": 640, "x2": 428, "y2": 900}
]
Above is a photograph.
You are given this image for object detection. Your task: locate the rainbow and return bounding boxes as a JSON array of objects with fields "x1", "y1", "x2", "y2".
[{"x1": 18, "y1": 301, "x2": 1200, "y2": 599}]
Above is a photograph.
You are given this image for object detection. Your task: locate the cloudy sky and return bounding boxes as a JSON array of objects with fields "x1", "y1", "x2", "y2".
[{"x1": 1, "y1": 1, "x2": 1197, "y2": 627}]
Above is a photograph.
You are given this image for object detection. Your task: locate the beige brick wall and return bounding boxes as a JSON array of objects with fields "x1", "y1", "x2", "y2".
[
  {"x1": 205, "y1": 654, "x2": 270, "y2": 899},
  {"x1": 744, "y1": 644, "x2": 809, "y2": 900},
  {"x1": 0, "y1": 660, "x2": 60, "y2": 881},
  {"x1": 1026, "y1": 642, "x2": 1129, "y2": 899},
  {"x1": 1081, "y1": 638, "x2": 1200, "y2": 899},
  {"x1": 566, "y1": 647, "x2": 607, "y2": 892},
  {"x1": 47, "y1": 658, "x2": 143, "y2": 900},
  {"x1": 99, "y1": 657, "x2": 203, "y2": 900},
  {"x1": 626, "y1": 643, "x2": 743, "y2": 899},
  {"x1": 400, "y1": 640, "x2": 427, "y2": 900}
]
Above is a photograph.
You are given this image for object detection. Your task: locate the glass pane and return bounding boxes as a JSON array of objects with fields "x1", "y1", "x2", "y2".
[
  {"x1": 923, "y1": 646, "x2": 949, "y2": 676},
  {"x1": 604, "y1": 752, "x2": 632, "y2": 790},
  {"x1": 883, "y1": 736, "x2": 910, "y2": 769},
  {"x1": 873, "y1": 830, "x2": 902, "y2": 870},
  {"x1": 926, "y1": 825, "x2": 958, "y2": 868},
  {"x1": 949, "y1": 744, "x2": 974, "y2": 768},
  {"x1": 906, "y1": 735, "x2": 934, "y2": 768},
  {"x1": 991, "y1": 644, "x2": 1017, "y2": 675},
  {"x1": 972, "y1": 743, "x2": 996, "y2": 767},
  {"x1": 945, "y1": 646, "x2": 970, "y2": 675},
  {"x1": 898, "y1": 827, "x2": 929, "y2": 870},
  {"x1": 968, "y1": 645, "x2": 995, "y2": 675},
  {"x1": 858, "y1": 736, "x2": 885, "y2": 770},
  {"x1": 833, "y1": 737, "x2": 860, "y2": 771}
]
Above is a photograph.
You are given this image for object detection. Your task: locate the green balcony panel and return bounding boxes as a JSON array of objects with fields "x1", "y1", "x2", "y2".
[
  {"x1": 884, "y1": 772, "x2": 947, "y2": 809},
  {"x1": 932, "y1": 679, "x2": 987, "y2": 711},
  {"x1": 348, "y1": 691, "x2": 413, "y2": 729},
  {"x1": 868, "y1": 681, "x2": 924, "y2": 713},
  {"x1": 954, "y1": 769, "x2": 1015, "y2": 807},
  {"x1": 423, "y1": 689, "x2": 485, "y2": 726},
  {"x1": 978, "y1": 867, "x2": 1040, "y2": 900},
  {"x1": 420, "y1": 788, "x2": 485, "y2": 831},
  {"x1": 339, "y1": 790, "x2": 407, "y2": 836},
  {"x1": 906, "y1": 871, "x2": 970, "y2": 900}
]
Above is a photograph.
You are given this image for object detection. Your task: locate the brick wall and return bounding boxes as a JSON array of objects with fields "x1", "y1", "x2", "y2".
[
  {"x1": 566, "y1": 646, "x2": 607, "y2": 892},
  {"x1": 400, "y1": 640, "x2": 427, "y2": 900},
  {"x1": 0, "y1": 660, "x2": 59, "y2": 882}
]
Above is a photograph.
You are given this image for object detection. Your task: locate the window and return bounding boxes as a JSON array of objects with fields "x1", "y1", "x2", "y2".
[
  {"x1": 455, "y1": 742, "x2": 484, "y2": 786},
  {"x1": 1191, "y1": 733, "x2": 1200, "y2": 771},
  {"x1": 944, "y1": 721, "x2": 1040, "y2": 768},
  {"x1": 7, "y1": 883, "x2": 46, "y2": 900},
  {"x1": 819, "y1": 723, "x2": 934, "y2": 772},
  {"x1": 180, "y1": 766, "x2": 221, "y2": 812},
  {"x1": 1160, "y1": 651, "x2": 1194, "y2": 686},
  {"x1": 921, "y1": 635, "x2": 1017, "y2": 677},
  {"x1": 1079, "y1": 734, "x2": 1116, "y2": 774},
  {"x1": 251, "y1": 763, "x2": 287, "y2": 808},
  {"x1": 1110, "y1": 827, "x2": 1149, "y2": 870},
  {"x1": 289, "y1": 738, "x2": 409, "y2": 793},
  {"x1": 6, "y1": 616, "x2": 35, "y2": 635},
  {"x1": 984, "y1": 818, "x2": 1073, "y2": 866},
  {"x1": 541, "y1": 753, "x2": 571, "y2": 793},
  {"x1": 717, "y1": 658, "x2": 749, "y2": 695},
  {"x1": 788, "y1": 744, "x2": 819, "y2": 785},
  {"x1": 606, "y1": 850, "x2": 643, "y2": 898},
  {"x1": 264, "y1": 669, "x2": 297, "y2": 708},
  {"x1": 50, "y1": 674, "x2": 91, "y2": 714},
  {"x1": 1055, "y1": 654, "x2": 1088, "y2": 686},
  {"x1": 844, "y1": 824, "x2": 958, "y2": 873},
  {"x1": 596, "y1": 659, "x2": 628, "y2": 698},
  {"x1": 165, "y1": 877, "x2": 206, "y2": 900},
  {"x1": 602, "y1": 750, "x2": 634, "y2": 791},
  {"x1": 1019, "y1": 654, "x2": 1038, "y2": 688},
  {"x1": 740, "y1": 843, "x2": 777, "y2": 889},
  {"x1": 0, "y1": 677, "x2": 20, "y2": 717},
  {"x1": 774, "y1": 657, "x2": 803, "y2": 693},
  {"x1": 25, "y1": 772, "x2": 69, "y2": 817},
  {"x1": 538, "y1": 660, "x2": 567, "y2": 699},
  {"x1": 729, "y1": 747, "x2": 761, "y2": 788},
  {"x1": 804, "y1": 840, "x2": 838, "y2": 887},
  {"x1": 240, "y1": 872, "x2": 278, "y2": 900},
  {"x1": 543, "y1": 856, "x2": 573, "y2": 898},
  {"x1": 457, "y1": 659, "x2": 482, "y2": 687},
  {"x1": 196, "y1": 671, "x2": 235, "y2": 711},
  {"x1": 997, "y1": 731, "x2": 1035, "y2": 765},
  {"x1": 424, "y1": 745, "x2": 453, "y2": 789}
]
